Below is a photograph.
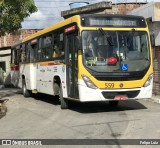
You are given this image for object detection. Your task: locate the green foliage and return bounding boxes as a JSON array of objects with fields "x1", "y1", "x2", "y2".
[{"x1": 0, "y1": 0, "x2": 37, "y2": 36}]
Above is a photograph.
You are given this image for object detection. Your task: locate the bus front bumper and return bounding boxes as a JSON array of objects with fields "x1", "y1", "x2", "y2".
[{"x1": 78, "y1": 84, "x2": 152, "y2": 102}]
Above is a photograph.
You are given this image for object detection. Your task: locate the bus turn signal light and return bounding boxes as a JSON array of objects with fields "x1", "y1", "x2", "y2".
[
  {"x1": 143, "y1": 74, "x2": 153, "y2": 87},
  {"x1": 11, "y1": 65, "x2": 19, "y2": 71},
  {"x1": 82, "y1": 75, "x2": 97, "y2": 89}
]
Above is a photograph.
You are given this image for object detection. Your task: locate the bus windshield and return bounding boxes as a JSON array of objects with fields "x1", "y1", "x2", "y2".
[{"x1": 82, "y1": 30, "x2": 150, "y2": 73}]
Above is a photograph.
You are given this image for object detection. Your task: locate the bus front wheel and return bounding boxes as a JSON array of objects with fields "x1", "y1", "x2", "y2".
[
  {"x1": 59, "y1": 84, "x2": 69, "y2": 109},
  {"x1": 109, "y1": 101, "x2": 119, "y2": 107},
  {"x1": 22, "y1": 79, "x2": 31, "y2": 97}
]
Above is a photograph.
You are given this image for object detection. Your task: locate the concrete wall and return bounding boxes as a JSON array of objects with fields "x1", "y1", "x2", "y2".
[
  {"x1": 62, "y1": 3, "x2": 145, "y2": 18},
  {"x1": 112, "y1": 3, "x2": 145, "y2": 14},
  {"x1": 127, "y1": 2, "x2": 160, "y2": 46},
  {"x1": 127, "y1": 2, "x2": 160, "y2": 95},
  {"x1": 148, "y1": 21, "x2": 160, "y2": 46},
  {"x1": 0, "y1": 50, "x2": 11, "y2": 73},
  {"x1": 128, "y1": 2, "x2": 160, "y2": 21}
]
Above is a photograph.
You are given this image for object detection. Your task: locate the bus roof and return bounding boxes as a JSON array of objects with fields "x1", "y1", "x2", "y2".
[
  {"x1": 22, "y1": 14, "x2": 146, "y2": 43},
  {"x1": 11, "y1": 40, "x2": 22, "y2": 48},
  {"x1": 23, "y1": 15, "x2": 81, "y2": 43}
]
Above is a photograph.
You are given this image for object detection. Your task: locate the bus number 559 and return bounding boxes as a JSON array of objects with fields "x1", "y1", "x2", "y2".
[{"x1": 105, "y1": 83, "x2": 114, "y2": 88}]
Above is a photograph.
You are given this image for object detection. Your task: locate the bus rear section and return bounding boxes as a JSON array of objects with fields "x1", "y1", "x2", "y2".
[{"x1": 10, "y1": 41, "x2": 22, "y2": 87}]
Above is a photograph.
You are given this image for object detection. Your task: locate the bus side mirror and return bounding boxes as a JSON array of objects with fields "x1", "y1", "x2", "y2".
[{"x1": 150, "y1": 34, "x2": 155, "y2": 47}]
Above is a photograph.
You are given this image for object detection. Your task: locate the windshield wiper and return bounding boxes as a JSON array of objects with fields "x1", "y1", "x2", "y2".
[
  {"x1": 127, "y1": 29, "x2": 135, "y2": 47},
  {"x1": 98, "y1": 28, "x2": 113, "y2": 46}
]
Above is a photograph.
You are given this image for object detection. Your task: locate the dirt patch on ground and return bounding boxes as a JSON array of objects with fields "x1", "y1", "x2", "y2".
[{"x1": 0, "y1": 100, "x2": 7, "y2": 119}]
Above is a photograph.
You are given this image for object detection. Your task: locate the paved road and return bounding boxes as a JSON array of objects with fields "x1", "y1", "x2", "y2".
[{"x1": 0, "y1": 88, "x2": 160, "y2": 148}]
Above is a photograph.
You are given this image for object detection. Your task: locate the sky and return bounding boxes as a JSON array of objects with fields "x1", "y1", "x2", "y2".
[{"x1": 21, "y1": 0, "x2": 156, "y2": 29}]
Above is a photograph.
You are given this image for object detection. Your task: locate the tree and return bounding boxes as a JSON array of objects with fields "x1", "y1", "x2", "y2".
[{"x1": 0, "y1": 0, "x2": 37, "y2": 37}]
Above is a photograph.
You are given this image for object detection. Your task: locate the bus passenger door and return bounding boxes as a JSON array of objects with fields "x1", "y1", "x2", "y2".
[{"x1": 65, "y1": 33, "x2": 79, "y2": 99}]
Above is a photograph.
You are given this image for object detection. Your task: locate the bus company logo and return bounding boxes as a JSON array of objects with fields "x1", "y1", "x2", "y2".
[
  {"x1": 119, "y1": 83, "x2": 123, "y2": 88},
  {"x1": 2, "y1": 140, "x2": 12, "y2": 145}
]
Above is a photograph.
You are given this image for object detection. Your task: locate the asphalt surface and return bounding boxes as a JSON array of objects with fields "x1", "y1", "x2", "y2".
[{"x1": 0, "y1": 88, "x2": 160, "y2": 148}]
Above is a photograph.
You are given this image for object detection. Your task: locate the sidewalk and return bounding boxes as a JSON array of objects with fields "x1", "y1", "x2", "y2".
[
  {"x1": 152, "y1": 94, "x2": 160, "y2": 104},
  {"x1": 0, "y1": 100, "x2": 7, "y2": 119}
]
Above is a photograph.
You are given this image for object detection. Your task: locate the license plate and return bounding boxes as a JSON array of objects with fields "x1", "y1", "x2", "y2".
[{"x1": 114, "y1": 95, "x2": 128, "y2": 100}]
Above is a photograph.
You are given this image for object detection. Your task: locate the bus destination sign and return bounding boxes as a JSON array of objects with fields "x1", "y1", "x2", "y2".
[
  {"x1": 89, "y1": 19, "x2": 137, "y2": 27},
  {"x1": 81, "y1": 16, "x2": 146, "y2": 28}
]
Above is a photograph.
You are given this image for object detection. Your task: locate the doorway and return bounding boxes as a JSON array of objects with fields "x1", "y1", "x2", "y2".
[{"x1": 65, "y1": 33, "x2": 79, "y2": 98}]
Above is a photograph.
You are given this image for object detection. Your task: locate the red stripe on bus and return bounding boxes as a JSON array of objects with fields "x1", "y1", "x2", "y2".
[
  {"x1": 10, "y1": 65, "x2": 19, "y2": 71},
  {"x1": 40, "y1": 62, "x2": 60, "y2": 66},
  {"x1": 47, "y1": 63, "x2": 57, "y2": 66}
]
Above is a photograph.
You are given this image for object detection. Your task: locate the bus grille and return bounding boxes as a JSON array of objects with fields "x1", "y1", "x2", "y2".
[
  {"x1": 95, "y1": 76, "x2": 143, "y2": 81},
  {"x1": 102, "y1": 90, "x2": 140, "y2": 99}
]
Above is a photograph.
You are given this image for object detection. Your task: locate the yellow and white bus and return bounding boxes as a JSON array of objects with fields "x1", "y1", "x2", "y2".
[{"x1": 11, "y1": 14, "x2": 153, "y2": 109}]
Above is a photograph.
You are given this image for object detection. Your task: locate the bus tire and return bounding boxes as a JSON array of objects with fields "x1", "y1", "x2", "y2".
[
  {"x1": 109, "y1": 101, "x2": 119, "y2": 107},
  {"x1": 22, "y1": 79, "x2": 31, "y2": 97},
  {"x1": 59, "y1": 84, "x2": 69, "y2": 109}
]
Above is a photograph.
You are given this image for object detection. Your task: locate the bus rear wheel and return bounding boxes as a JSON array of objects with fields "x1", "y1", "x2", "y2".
[
  {"x1": 22, "y1": 79, "x2": 31, "y2": 97},
  {"x1": 109, "y1": 101, "x2": 119, "y2": 107},
  {"x1": 59, "y1": 84, "x2": 69, "y2": 109}
]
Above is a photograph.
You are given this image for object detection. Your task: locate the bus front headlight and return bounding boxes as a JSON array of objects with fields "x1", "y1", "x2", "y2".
[
  {"x1": 82, "y1": 75, "x2": 97, "y2": 89},
  {"x1": 143, "y1": 74, "x2": 153, "y2": 87}
]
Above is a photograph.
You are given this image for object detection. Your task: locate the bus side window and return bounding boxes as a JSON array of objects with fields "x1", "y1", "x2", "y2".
[
  {"x1": 11, "y1": 48, "x2": 15, "y2": 64},
  {"x1": 53, "y1": 32, "x2": 64, "y2": 59},
  {"x1": 12, "y1": 48, "x2": 16, "y2": 65},
  {"x1": 25, "y1": 43, "x2": 30, "y2": 63},
  {"x1": 37, "y1": 38, "x2": 42, "y2": 61},
  {"x1": 53, "y1": 33, "x2": 59, "y2": 58},
  {"x1": 30, "y1": 39, "x2": 38, "y2": 62},
  {"x1": 21, "y1": 44, "x2": 26, "y2": 63},
  {"x1": 14, "y1": 45, "x2": 21, "y2": 65},
  {"x1": 41, "y1": 35, "x2": 53, "y2": 60},
  {"x1": 53, "y1": 44, "x2": 60, "y2": 58}
]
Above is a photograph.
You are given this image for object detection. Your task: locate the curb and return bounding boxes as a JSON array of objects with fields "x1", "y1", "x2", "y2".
[
  {"x1": 151, "y1": 95, "x2": 160, "y2": 104},
  {"x1": 0, "y1": 85, "x2": 4, "y2": 89}
]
